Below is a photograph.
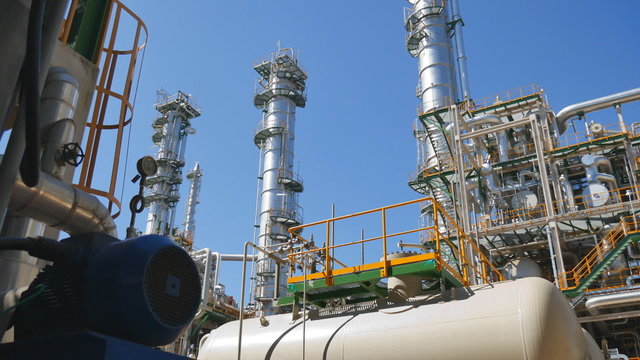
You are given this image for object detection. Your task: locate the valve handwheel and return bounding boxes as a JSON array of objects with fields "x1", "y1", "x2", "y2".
[{"x1": 59, "y1": 142, "x2": 85, "y2": 167}]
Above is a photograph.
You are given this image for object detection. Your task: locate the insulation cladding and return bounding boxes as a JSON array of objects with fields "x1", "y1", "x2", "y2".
[
  {"x1": 182, "y1": 162, "x2": 203, "y2": 246},
  {"x1": 405, "y1": 0, "x2": 459, "y2": 220},
  {"x1": 144, "y1": 91, "x2": 201, "y2": 236},
  {"x1": 252, "y1": 49, "x2": 307, "y2": 312}
]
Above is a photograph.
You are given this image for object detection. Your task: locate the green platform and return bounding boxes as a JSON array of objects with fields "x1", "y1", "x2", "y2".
[{"x1": 277, "y1": 258, "x2": 464, "y2": 308}]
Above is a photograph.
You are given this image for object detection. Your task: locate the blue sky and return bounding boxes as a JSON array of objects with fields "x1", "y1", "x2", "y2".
[{"x1": 101, "y1": 0, "x2": 640, "y2": 297}]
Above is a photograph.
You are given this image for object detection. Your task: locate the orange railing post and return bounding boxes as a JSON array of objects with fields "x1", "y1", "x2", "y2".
[
  {"x1": 434, "y1": 201, "x2": 440, "y2": 259},
  {"x1": 381, "y1": 208, "x2": 389, "y2": 277},
  {"x1": 325, "y1": 221, "x2": 333, "y2": 285}
]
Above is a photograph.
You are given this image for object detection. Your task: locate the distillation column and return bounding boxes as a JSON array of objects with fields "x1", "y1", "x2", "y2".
[
  {"x1": 252, "y1": 49, "x2": 307, "y2": 312},
  {"x1": 144, "y1": 91, "x2": 201, "y2": 236},
  {"x1": 405, "y1": 0, "x2": 458, "y2": 217},
  {"x1": 181, "y1": 162, "x2": 203, "y2": 249}
]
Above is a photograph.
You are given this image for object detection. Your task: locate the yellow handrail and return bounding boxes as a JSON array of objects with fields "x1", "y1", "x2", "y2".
[
  {"x1": 559, "y1": 216, "x2": 640, "y2": 290},
  {"x1": 287, "y1": 197, "x2": 504, "y2": 287}
]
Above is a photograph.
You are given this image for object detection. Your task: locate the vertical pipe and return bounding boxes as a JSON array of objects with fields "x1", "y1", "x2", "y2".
[
  {"x1": 302, "y1": 259, "x2": 307, "y2": 360},
  {"x1": 238, "y1": 242, "x2": 249, "y2": 360},
  {"x1": 616, "y1": 104, "x2": 627, "y2": 133},
  {"x1": 200, "y1": 249, "x2": 212, "y2": 306},
  {"x1": 450, "y1": 0, "x2": 471, "y2": 100},
  {"x1": 0, "y1": 0, "x2": 69, "y2": 229},
  {"x1": 70, "y1": 0, "x2": 112, "y2": 62},
  {"x1": 183, "y1": 163, "x2": 202, "y2": 245}
]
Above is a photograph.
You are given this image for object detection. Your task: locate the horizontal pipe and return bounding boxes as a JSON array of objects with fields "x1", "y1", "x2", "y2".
[
  {"x1": 9, "y1": 171, "x2": 116, "y2": 236},
  {"x1": 556, "y1": 87, "x2": 640, "y2": 134},
  {"x1": 585, "y1": 290, "x2": 640, "y2": 315},
  {"x1": 220, "y1": 253, "x2": 258, "y2": 262},
  {"x1": 579, "y1": 309, "x2": 640, "y2": 323}
]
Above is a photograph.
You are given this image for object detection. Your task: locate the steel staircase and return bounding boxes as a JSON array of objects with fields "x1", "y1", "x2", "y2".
[{"x1": 560, "y1": 216, "x2": 640, "y2": 298}]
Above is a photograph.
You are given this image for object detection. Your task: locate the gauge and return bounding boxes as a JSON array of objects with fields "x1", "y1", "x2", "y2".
[{"x1": 137, "y1": 156, "x2": 157, "y2": 177}]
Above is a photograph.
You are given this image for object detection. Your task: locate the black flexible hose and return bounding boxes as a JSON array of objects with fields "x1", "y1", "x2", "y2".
[
  {"x1": 19, "y1": 0, "x2": 48, "y2": 188},
  {"x1": 0, "y1": 236, "x2": 67, "y2": 263}
]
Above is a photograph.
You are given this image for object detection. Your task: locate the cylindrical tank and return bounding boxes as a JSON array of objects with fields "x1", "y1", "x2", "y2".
[
  {"x1": 503, "y1": 257, "x2": 542, "y2": 280},
  {"x1": 198, "y1": 278, "x2": 591, "y2": 360}
]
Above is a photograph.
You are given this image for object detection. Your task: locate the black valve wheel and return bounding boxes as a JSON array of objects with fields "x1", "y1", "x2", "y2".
[{"x1": 59, "y1": 142, "x2": 85, "y2": 167}]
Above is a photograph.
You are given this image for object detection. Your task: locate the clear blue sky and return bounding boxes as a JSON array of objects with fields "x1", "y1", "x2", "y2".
[{"x1": 101, "y1": 0, "x2": 640, "y2": 297}]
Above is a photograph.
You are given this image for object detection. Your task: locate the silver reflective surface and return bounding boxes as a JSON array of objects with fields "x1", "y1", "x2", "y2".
[
  {"x1": 144, "y1": 92, "x2": 201, "y2": 235},
  {"x1": 252, "y1": 50, "x2": 307, "y2": 311}
]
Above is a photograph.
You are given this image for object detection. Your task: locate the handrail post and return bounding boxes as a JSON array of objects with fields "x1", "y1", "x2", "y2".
[
  {"x1": 460, "y1": 234, "x2": 468, "y2": 283},
  {"x1": 434, "y1": 202, "x2": 440, "y2": 260},
  {"x1": 325, "y1": 221, "x2": 333, "y2": 286},
  {"x1": 381, "y1": 208, "x2": 389, "y2": 277}
]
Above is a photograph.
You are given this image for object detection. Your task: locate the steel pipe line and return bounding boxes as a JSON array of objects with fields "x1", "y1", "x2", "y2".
[
  {"x1": 585, "y1": 290, "x2": 640, "y2": 316},
  {"x1": 9, "y1": 171, "x2": 116, "y2": 236},
  {"x1": 555, "y1": 87, "x2": 640, "y2": 134}
]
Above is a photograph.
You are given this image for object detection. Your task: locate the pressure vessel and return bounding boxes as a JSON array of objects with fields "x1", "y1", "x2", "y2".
[{"x1": 198, "y1": 278, "x2": 593, "y2": 360}]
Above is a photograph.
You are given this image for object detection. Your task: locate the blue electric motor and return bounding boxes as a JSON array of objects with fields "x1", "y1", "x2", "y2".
[{"x1": 13, "y1": 233, "x2": 201, "y2": 347}]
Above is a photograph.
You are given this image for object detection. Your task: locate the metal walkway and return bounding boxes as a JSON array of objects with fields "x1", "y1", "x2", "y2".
[
  {"x1": 560, "y1": 215, "x2": 640, "y2": 297},
  {"x1": 277, "y1": 197, "x2": 503, "y2": 308}
]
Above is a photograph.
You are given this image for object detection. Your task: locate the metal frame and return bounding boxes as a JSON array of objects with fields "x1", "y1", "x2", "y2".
[{"x1": 73, "y1": 0, "x2": 148, "y2": 218}]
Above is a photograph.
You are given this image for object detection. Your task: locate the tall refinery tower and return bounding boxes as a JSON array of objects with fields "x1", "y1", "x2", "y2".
[
  {"x1": 406, "y1": 0, "x2": 469, "y2": 223},
  {"x1": 252, "y1": 48, "x2": 307, "y2": 312},
  {"x1": 144, "y1": 91, "x2": 201, "y2": 236},
  {"x1": 180, "y1": 162, "x2": 203, "y2": 250}
]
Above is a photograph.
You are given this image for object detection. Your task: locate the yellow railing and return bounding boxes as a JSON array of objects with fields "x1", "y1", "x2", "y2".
[
  {"x1": 553, "y1": 122, "x2": 629, "y2": 151},
  {"x1": 581, "y1": 266, "x2": 640, "y2": 294},
  {"x1": 416, "y1": 84, "x2": 543, "y2": 117},
  {"x1": 467, "y1": 84, "x2": 543, "y2": 113},
  {"x1": 473, "y1": 183, "x2": 640, "y2": 231},
  {"x1": 286, "y1": 197, "x2": 503, "y2": 287},
  {"x1": 559, "y1": 216, "x2": 640, "y2": 290}
]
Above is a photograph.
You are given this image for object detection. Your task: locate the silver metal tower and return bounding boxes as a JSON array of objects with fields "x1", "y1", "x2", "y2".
[
  {"x1": 252, "y1": 48, "x2": 306, "y2": 311},
  {"x1": 144, "y1": 90, "x2": 201, "y2": 236},
  {"x1": 182, "y1": 162, "x2": 203, "y2": 248},
  {"x1": 405, "y1": 0, "x2": 462, "y2": 218}
]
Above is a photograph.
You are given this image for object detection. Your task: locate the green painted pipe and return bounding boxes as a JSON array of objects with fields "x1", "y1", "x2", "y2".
[{"x1": 67, "y1": 0, "x2": 111, "y2": 62}]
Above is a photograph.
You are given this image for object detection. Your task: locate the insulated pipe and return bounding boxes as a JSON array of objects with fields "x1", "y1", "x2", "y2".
[
  {"x1": 200, "y1": 248, "x2": 212, "y2": 307},
  {"x1": 208, "y1": 252, "x2": 259, "y2": 291},
  {"x1": 481, "y1": 163, "x2": 538, "y2": 195},
  {"x1": 481, "y1": 163, "x2": 501, "y2": 194},
  {"x1": 583, "y1": 155, "x2": 617, "y2": 189},
  {"x1": 447, "y1": 115, "x2": 509, "y2": 162},
  {"x1": 9, "y1": 171, "x2": 116, "y2": 236},
  {"x1": 450, "y1": 0, "x2": 470, "y2": 100},
  {"x1": 627, "y1": 275, "x2": 640, "y2": 287},
  {"x1": 465, "y1": 177, "x2": 483, "y2": 210},
  {"x1": 628, "y1": 245, "x2": 640, "y2": 260},
  {"x1": 0, "y1": 0, "x2": 69, "y2": 229},
  {"x1": 41, "y1": 119, "x2": 75, "y2": 178},
  {"x1": 585, "y1": 290, "x2": 640, "y2": 315},
  {"x1": 559, "y1": 174, "x2": 576, "y2": 211},
  {"x1": 555, "y1": 88, "x2": 640, "y2": 135}
]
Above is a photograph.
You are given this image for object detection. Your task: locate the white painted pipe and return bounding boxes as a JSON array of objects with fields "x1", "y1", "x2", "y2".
[{"x1": 585, "y1": 290, "x2": 640, "y2": 315}]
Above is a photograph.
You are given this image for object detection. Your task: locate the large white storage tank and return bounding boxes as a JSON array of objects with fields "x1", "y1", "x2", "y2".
[{"x1": 198, "y1": 278, "x2": 598, "y2": 360}]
